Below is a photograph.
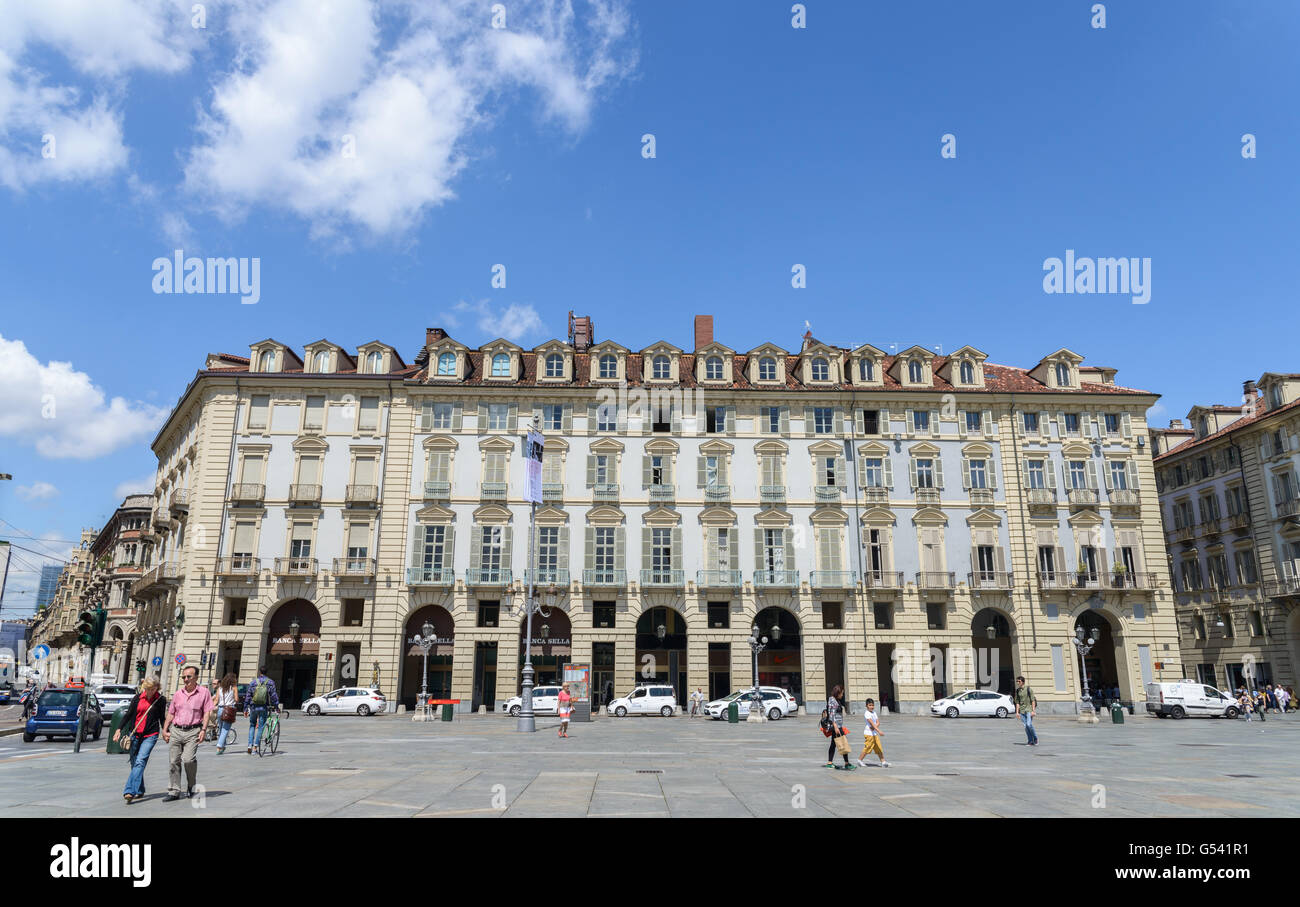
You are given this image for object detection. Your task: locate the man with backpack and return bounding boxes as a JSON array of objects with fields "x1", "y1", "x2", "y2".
[{"x1": 244, "y1": 667, "x2": 280, "y2": 754}]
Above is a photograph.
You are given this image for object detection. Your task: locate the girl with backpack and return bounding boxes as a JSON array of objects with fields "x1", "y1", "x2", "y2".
[{"x1": 823, "y1": 685, "x2": 854, "y2": 770}]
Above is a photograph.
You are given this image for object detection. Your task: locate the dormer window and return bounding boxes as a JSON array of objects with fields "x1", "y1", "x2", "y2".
[
  {"x1": 258, "y1": 350, "x2": 275, "y2": 372},
  {"x1": 1270, "y1": 385, "x2": 1282, "y2": 409},
  {"x1": 598, "y1": 355, "x2": 617, "y2": 379},
  {"x1": 545, "y1": 353, "x2": 563, "y2": 378},
  {"x1": 653, "y1": 355, "x2": 670, "y2": 380},
  {"x1": 959, "y1": 360, "x2": 974, "y2": 384},
  {"x1": 1056, "y1": 363, "x2": 1070, "y2": 387},
  {"x1": 437, "y1": 353, "x2": 456, "y2": 376},
  {"x1": 759, "y1": 357, "x2": 777, "y2": 381},
  {"x1": 365, "y1": 351, "x2": 383, "y2": 374},
  {"x1": 313, "y1": 350, "x2": 330, "y2": 373},
  {"x1": 491, "y1": 354, "x2": 510, "y2": 378},
  {"x1": 812, "y1": 358, "x2": 829, "y2": 382},
  {"x1": 705, "y1": 356, "x2": 724, "y2": 381},
  {"x1": 908, "y1": 360, "x2": 923, "y2": 383},
  {"x1": 859, "y1": 359, "x2": 874, "y2": 381}
]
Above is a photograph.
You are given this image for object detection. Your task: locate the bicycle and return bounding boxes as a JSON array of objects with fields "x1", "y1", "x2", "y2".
[{"x1": 256, "y1": 708, "x2": 281, "y2": 757}]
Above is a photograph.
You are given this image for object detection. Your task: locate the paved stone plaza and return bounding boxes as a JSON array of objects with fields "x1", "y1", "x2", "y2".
[{"x1": 1, "y1": 711, "x2": 1297, "y2": 818}]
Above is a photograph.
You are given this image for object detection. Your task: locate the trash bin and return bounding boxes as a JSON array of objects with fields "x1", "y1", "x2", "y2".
[
  {"x1": 440, "y1": 703, "x2": 454, "y2": 722},
  {"x1": 1110, "y1": 703, "x2": 1124, "y2": 724},
  {"x1": 727, "y1": 702, "x2": 739, "y2": 724},
  {"x1": 104, "y1": 705, "x2": 130, "y2": 754}
]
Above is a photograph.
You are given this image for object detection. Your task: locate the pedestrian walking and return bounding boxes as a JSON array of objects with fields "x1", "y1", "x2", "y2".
[
  {"x1": 557, "y1": 683, "x2": 571, "y2": 738},
  {"x1": 163, "y1": 665, "x2": 213, "y2": 801},
  {"x1": 824, "y1": 685, "x2": 854, "y2": 769},
  {"x1": 689, "y1": 688, "x2": 702, "y2": 718},
  {"x1": 856, "y1": 697, "x2": 889, "y2": 768},
  {"x1": 117, "y1": 678, "x2": 167, "y2": 805},
  {"x1": 1014, "y1": 676, "x2": 1038, "y2": 746},
  {"x1": 244, "y1": 667, "x2": 280, "y2": 753},
  {"x1": 212, "y1": 673, "x2": 239, "y2": 754}
]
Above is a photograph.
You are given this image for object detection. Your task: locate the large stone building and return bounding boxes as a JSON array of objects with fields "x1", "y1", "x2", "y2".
[
  {"x1": 87, "y1": 495, "x2": 155, "y2": 682},
  {"x1": 1151, "y1": 373, "x2": 1300, "y2": 692},
  {"x1": 143, "y1": 315, "x2": 1179, "y2": 714},
  {"x1": 29, "y1": 529, "x2": 97, "y2": 683}
]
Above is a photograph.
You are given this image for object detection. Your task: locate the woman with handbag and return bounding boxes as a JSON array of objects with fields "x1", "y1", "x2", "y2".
[
  {"x1": 213, "y1": 673, "x2": 239, "y2": 754},
  {"x1": 824, "y1": 685, "x2": 854, "y2": 770},
  {"x1": 116, "y1": 678, "x2": 167, "y2": 804}
]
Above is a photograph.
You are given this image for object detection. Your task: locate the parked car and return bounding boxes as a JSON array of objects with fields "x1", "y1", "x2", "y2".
[
  {"x1": 24, "y1": 689, "x2": 103, "y2": 742},
  {"x1": 0, "y1": 688, "x2": 10, "y2": 704},
  {"x1": 607, "y1": 685, "x2": 678, "y2": 717},
  {"x1": 1145, "y1": 681, "x2": 1239, "y2": 719},
  {"x1": 301, "y1": 687, "x2": 387, "y2": 716},
  {"x1": 931, "y1": 689, "x2": 1015, "y2": 718},
  {"x1": 94, "y1": 684, "x2": 137, "y2": 715},
  {"x1": 706, "y1": 687, "x2": 798, "y2": 721},
  {"x1": 502, "y1": 685, "x2": 565, "y2": 717}
]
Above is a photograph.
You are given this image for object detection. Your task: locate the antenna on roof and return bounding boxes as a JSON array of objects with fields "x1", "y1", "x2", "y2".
[{"x1": 933, "y1": 344, "x2": 943, "y2": 356}]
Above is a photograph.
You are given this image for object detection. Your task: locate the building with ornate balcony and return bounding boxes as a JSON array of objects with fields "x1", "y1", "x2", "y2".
[
  {"x1": 147, "y1": 315, "x2": 1177, "y2": 714},
  {"x1": 1152, "y1": 373, "x2": 1300, "y2": 692},
  {"x1": 86, "y1": 495, "x2": 155, "y2": 682},
  {"x1": 27, "y1": 529, "x2": 97, "y2": 684}
]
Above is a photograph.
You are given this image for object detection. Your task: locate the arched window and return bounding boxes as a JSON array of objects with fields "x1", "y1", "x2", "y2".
[
  {"x1": 908, "y1": 360, "x2": 923, "y2": 383},
  {"x1": 437, "y1": 352, "x2": 456, "y2": 376},
  {"x1": 599, "y1": 354, "x2": 617, "y2": 379},
  {"x1": 366, "y1": 351, "x2": 383, "y2": 374},
  {"x1": 545, "y1": 353, "x2": 563, "y2": 378},
  {"x1": 1055, "y1": 363, "x2": 1070, "y2": 387},
  {"x1": 811, "y1": 357, "x2": 829, "y2": 382},
  {"x1": 859, "y1": 359, "x2": 874, "y2": 381},
  {"x1": 706, "y1": 356, "x2": 723, "y2": 380},
  {"x1": 258, "y1": 350, "x2": 275, "y2": 372},
  {"x1": 313, "y1": 350, "x2": 330, "y2": 373},
  {"x1": 959, "y1": 360, "x2": 974, "y2": 384},
  {"x1": 759, "y1": 356, "x2": 777, "y2": 381},
  {"x1": 653, "y1": 355, "x2": 670, "y2": 380},
  {"x1": 491, "y1": 353, "x2": 511, "y2": 377}
]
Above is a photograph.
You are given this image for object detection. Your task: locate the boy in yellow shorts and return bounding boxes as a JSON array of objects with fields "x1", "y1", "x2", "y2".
[{"x1": 856, "y1": 698, "x2": 889, "y2": 768}]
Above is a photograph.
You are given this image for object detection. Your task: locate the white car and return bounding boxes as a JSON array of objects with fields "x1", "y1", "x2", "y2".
[
  {"x1": 1145, "y1": 681, "x2": 1240, "y2": 719},
  {"x1": 931, "y1": 689, "x2": 1015, "y2": 718},
  {"x1": 502, "y1": 685, "x2": 565, "y2": 716},
  {"x1": 608, "y1": 685, "x2": 677, "y2": 717},
  {"x1": 301, "y1": 687, "x2": 387, "y2": 716},
  {"x1": 94, "y1": 684, "x2": 137, "y2": 714},
  {"x1": 706, "y1": 687, "x2": 798, "y2": 721}
]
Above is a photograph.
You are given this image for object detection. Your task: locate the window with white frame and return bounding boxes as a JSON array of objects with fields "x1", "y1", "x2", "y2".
[
  {"x1": 705, "y1": 356, "x2": 723, "y2": 380},
  {"x1": 258, "y1": 350, "x2": 275, "y2": 371},
  {"x1": 419, "y1": 525, "x2": 449, "y2": 570},
  {"x1": 479, "y1": 526, "x2": 504, "y2": 574},
  {"x1": 914, "y1": 458, "x2": 936, "y2": 488},
  {"x1": 1109, "y1": 460, "x2": 1129, "y2": 490},
  {"x1": 304, "y1": 395, "x2": 325, "y2": 431},
  {"x1": 759, "y1": 356, "x2": 777, "y2": 381},
  {"x1": 366, "y1": 350, "x2": 383, "y2": 373},
  {"x1": 813, "y1": 407, "x2": 834, "y2": 434},
  {"x1": 967, "y1": 458, "x2": 988, "y2": 489},
  {"x1": 653, "y1": 355, "x2": 670, "y2": 379},
  {"x1": 487, "y1": 403, "x2": 509, "y2": 430},
  {"x1": 859, "y1": 359, "x2": 874, "y2": 381},
  {"x1": 1067, "y1": 460, "x2": 1088, "y2": 489},
  {"x1": 911, "y1": 410, "x2": 929, "y2": 433},
  {"x1": 862, "y1": 457, "x2": 885, "y2": 488},
  {"x1": 908, "y1": 360, "x2": 923, "y2": 383},
  {"x1": 491, "y1": 354, "x2": 510, "y2": 377},
  {"x1": 811, "y1": 357, "x2": 829, "y2": 381},
  {"x1": 545, "y1": 354, "x2": 563, "y2": 378},
  {"x1": 964, "y1": 411, "x2": 982, "y2": 433},
  {"x1": 761, "y1": 406, "x2": 782, "y2": 434},
  {"x1": 437, "y1": 353, "x2": 456, "y2": 376},
  {"x1": 959, "y1": 360, "x2": 974, "y2": 383},
  {"x1": 597, "y1": 404, "x2": 618, "y2": 432},
  {"x1": 358, "y1": 396, "x2": 379, "y2": 432},
  {"x1": 248, "y1": 395, "x2": 270, "y2": 430},
  {"x1": 1055, "y1": 363, "x2": 1070, "y2": 386},
  {"x1": 313, "y1": 350, "x2": 330, "y2": 373},
  {"x1": 598, "y1": 355, "x2": 617, "y2": 379},
  {"x1": 542, "y1": 404, "x2": 564, "y2": 431},
  {"x1": 425, "y1": 402, "x2": 453, "y2": 430}
]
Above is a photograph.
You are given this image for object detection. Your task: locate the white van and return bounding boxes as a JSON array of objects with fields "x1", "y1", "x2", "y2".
[{"x1": 1145, "y1": 681, "x2": 1240, "y2": 719}]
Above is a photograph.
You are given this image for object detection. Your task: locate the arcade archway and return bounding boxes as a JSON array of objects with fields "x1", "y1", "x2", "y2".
[
  {"x1": 1074, "y1": 609, "x2": 1126, "y2": 704},
  {"x1": 401, "y1": 605, "x2": 455, "y2": 709},
  {"x1": 971, "y1": 608, "x2": 1015, "y2": 693},
  {"x1": 636, "y1": 606, "x2": 687, "y2": 706},
  {"x1": 265, "y1": 599, "x2": 321, "y2": 709},
  {"x1": 519, "y1": 609, "x2": 572, "y2": 690},
  {"x1": 753, "y1": 606, "x2": 802, "y2": 703}
]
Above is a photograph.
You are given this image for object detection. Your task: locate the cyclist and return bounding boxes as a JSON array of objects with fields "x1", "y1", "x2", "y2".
[{"x1": 244, "y1": 667, "x2": 280, "y2": 755}]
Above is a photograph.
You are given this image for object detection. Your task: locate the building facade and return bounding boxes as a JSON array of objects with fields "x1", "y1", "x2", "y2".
[
  {"x1": 85, "y1": 495, "x2": 155, "y2": 682},
  {"x1": 28, "y1": 530, "x2": 97, "y2": 684},
  {"x1": 35, "y1": 565, "x2": 61, "y2": 613},
  {"x1": 1152, "y1": 373, "x2": 1300, "y2": 692},
  {"x1": 147, "y1": 317, "x2": 1179, "y2": 714}
]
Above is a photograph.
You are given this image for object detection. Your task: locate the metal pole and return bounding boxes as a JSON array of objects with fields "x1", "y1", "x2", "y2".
[
  {"x1": 72, "y1": 640, "x2": 95, "y2": 754},
  {"x1": 518, "y1": 499, "x2": 538, "y2": 732}
]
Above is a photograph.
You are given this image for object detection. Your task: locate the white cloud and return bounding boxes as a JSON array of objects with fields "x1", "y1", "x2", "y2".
[
  {"x1": 114, "y1": 474, "x2": 157, "y2": 499},
  {"x1": 184, "y1": 0, "x2": 636, "y2": 238},
  {"x1": 15, "y1": 482, "x2": 59, "y2": 502},
  {"x1": 0, "y1": 334, "x2": 166, "y2": 459},
  {"x1": 447, "y1": 299, "x2": 546, "y2": 342}
]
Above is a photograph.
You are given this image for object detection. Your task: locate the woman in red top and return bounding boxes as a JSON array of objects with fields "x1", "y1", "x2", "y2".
[
  {"x1": 117, "y1": 678, "x2": 167, "y2": 804},
  {"x1": 557, "y1": 683, "x2": 572, "y2": 738}
]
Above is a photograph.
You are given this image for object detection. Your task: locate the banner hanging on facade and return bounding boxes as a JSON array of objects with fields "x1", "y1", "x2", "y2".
[{"x1": 523, "y1": 427, "x2": 545, "y2": 504}]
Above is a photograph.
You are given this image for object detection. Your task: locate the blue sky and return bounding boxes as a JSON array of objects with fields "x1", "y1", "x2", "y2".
[{"x1": 2, "y1": 0, "x2": 1298, "y2": 612}]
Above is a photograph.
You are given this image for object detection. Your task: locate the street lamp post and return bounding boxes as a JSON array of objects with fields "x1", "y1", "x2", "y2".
[
  {"x1": 747, "y1": 622, "x2": 780, "y2": 723},
  {"x1": 1071, "y1": 624, "x2": 1099, "y2": 723},
  {"x1": 411, "y1": 620, "x2": 437, "y2": 721}
]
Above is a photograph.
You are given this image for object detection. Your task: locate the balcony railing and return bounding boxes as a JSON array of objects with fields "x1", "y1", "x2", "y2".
[
  {"x1": 703, "y1": 485, "x2": 731, "y2": 505},
  {"x1": 542, "y1": 483, "x2": 564, "y2": 504},
  {"x1": 464, "y1": 567, "x2": 511, "y2": 586},
  {"x1": 345, "y1": 484, "x2": 379, "y2": 506},
  {"x1": 1070, "y1": 571, "x2": 1104, "y2": 589},
  {"x1": 760, "y1": 485, "x2": 786, "y2": 504},
  {"x1": 814, "y1": 486, "x2": 843, "y2": 504},
  {"x1": 1278, "y1": 499, "x2": 1300, "y2": 519},
  {"x1": 968, "y1": 571, "x2": 1012, "y2": 589},
  {"x1": 406, "y1": 566, "x2": 456, "y2": 586},
  {"x1": 1225, "y1": 511, "x2": 1249, "y2": 530},
  {"x1": 479, "y1": 482, "x2": 508, "y2": 502},
  {"x1": 1026, "y1": 488, "x2": 1056, "y2": 506},
  {"x1": 1171, "y1": 525, "x2": 1196, "y2": 542},
  {"x1": 332, "y1": 557, "x2": 376, "y2": 578},
  {"x1": 640, "y1": 569, "x2": 685, "y2": 587},
  {"x1": 648, "y1": 485, "x2": 675, "y2": 504},
  {"x1": 289, "y1": 484, "x2": 322, "y2": 505},
  {"x1": 423, "y1": 481, "x2": 451, "y2": 501},
  {"x1": 753, "y1": 569, "x2": 799, "y2": 588},
  {"x1": 1199, "y1": 517, "x2": 1222, "y2": 535},
  {"x1": 230, "y1": 484, "x2": 265, "y2": 504},
  {"x1": 524, "y1": 568, "x2": 570, "y2": 586},
  {"x1": 1066, "y1": 488, "x2": 1099, "y2": 506},
  {"x1": 696, "y1": 569, "x2": 742, "y2": 588},
  {"x1": 216, "y1": 556, "x2": 261, "y2": 577},
  {"x1": 863, "y1": 570, "x2": 904, "y2": 589},
  {"x1": 1105, "y1": 571, "x2": 1149, "y2": 590},
  {"x1": 592, "y1": 483, "x2": 619, "y2": 503},
  {"x1": 169, "y1": 490, "x2": 189, "y2": 515},
  {"x1": 1109, "y1": 489, "x2": 1140, "y2": 506},
  {"x1": 860, "y1": 487, "x2": 890, "y2": 504},
  {"x1": 915, "y1": 571, "x2": 955, "y2": 589},
  {"x1": 968, "y1": 489, "x2": 995, "y2": 507},
  {"x1": 1037, "y1": 571, "x2": 1071, "y2": 590},
  {"x1": 582, "y1": 569, "x2": 627, "y2": 587},
  {"x1": 915, "y1": 488, "x2": 941, "y2": 506},
  {"x1": 811, "y1": 570, "x2": 857, "y2": 589},
  {"x1": 273, "y1": 557, "x2": 318, "y2": 577}
]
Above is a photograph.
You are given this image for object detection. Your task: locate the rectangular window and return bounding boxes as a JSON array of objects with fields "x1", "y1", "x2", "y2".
[
  {"x1": 821, "y1": 456, "x2": 839, "y2": 487},
  {"x1": 872, "y1": 602, "x2": 893, "y2": 630},
  {"x1": 926, "y1": 602, "x2": 946, "y2": 630},
  {"x1": 1027, "y1": 461, "x2": 1045, "y2": 489},
  {"x1": 597, "y1": 404, "x2": 617, "y2": 432},
  {"x1": 1051, "y1": 645, "x2": 1067, "y2": 692},
  {"x1": 706, "y1": 406, "x2": 727, "y2": 434},
  {"x1": 488, "y1": 403, "x2": 509, "y2": 430},
  {"x1": 427, "y1": 402, "x2": 453, "y2": 429},
  {"x1": 862, "y1": 457, "x2": 884, "y2": 488},
  {"x1": 289, "y1": 523, "x2": 312, "y2": 560},
  {"x1": 761, "y1": 406, "x2": 781, "y2": 434},
  {"x1": 968, "y1": 459, "x2": 987, "y2": 489},
  {"x1": 1104, "y1": 413, "x2": 1120, "y2": 435},
  {"x1": 964, "y1": 411, "x2": 982, "y2": 433},
  {"x1": 537, "y1": 527, "x2": 559, "y2": 575},
  {"x1": 358, "y1": 396, "x2": 379, "y2": 431},
  {"x1": 594, "y1": 527, "x2": 615, "y2": 576},
  {"x1": 1109, "y1": 461, "x2": 1128, "y2": 490},
  {"x1": 1063, "y1": 413, "x2": 1080, "y2": 435},
  {"x1": 1234, "y1": 548, "x2": 1258, "y2": 584},
  {"x1": 594, "y1": 602, "x2": 616, "y2": 628},
  {"x1": 480, "y1": 526, "x2": 503, "y2": 572},
  {"x1": 232, "y1": 523, "x2": 255, "y2": 568},
  {"x1": 761, "y1": 455, "x2": 782, "y2": 488},
  {"x1": 239, "y1": 454, "x2": 263, "y2": 485},
  {"x1": 542, "y1": 404, "x2": 564, "y2": 431},
  {"x1": 915, "y1": 459, "x2": 934, "y2": 488},
  {"x1": 763, "y1": 529, "x2": 785, "y2": 572},
  {"x1": 483, "y1": 452, "x2": 507, "y2": 485},
  {"x1": 1022, "y1": 412, "x2": 1039, "y2": 434},
  {"x1": 346, "y1": 523, "x2": 369, "y2": 562},
  {"x1": 477, "y1": 602, "x2": 499, "y2": 628},
  {"x1": 304, "y1": 395, "x2": 325, "y2": 430},
  {"x1": 912, "y1": 410, "x2": 929, "y2": 433},
  {"x1": 426, "y1": 451, "x2": 450, "y2": 484},
  {"x1": 861, "y1": 410, "x2": 879, "y2": 435},
  {"x1": 1038, "y1": 546, "x2": 1056, "y2": 577},
  {"x1": 707, "y1": 602, "x2": 730, "y2": 629},
  {"x1": 1067, "y1": 461, "x2": 1088, "y2": 489},
  {"x1": 651, "y1": 527, "x2": 673, "y2": 575},
  {"x1": 821, "y1": 602, "x2": 843, "y2": 630},
  {"x1": 421, "y1": 525, "x2": 447, "y2": 570},
  {"x1": 342, "y1": 599, "x2": 364, "y2": 627},
  {"x1": 813, "y1": 407, "x2": 834, "y2": 434},
  {"x1": 593, "y1": 454, "x2": 610, "y2": 485},
  {"x1": 248, "y1": 395, "x2": 270, "y2": 430}
]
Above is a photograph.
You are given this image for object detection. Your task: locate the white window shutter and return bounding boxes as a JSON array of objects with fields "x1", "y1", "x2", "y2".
[
  {"x1": 988, "y1": 459, "x2": 998, "y2": 490},
  {"x1": 854, "y1": 410, "x2": 864, "y2": 435},
  {"x1": 697, "y1": 457, "x2": 706, "y2": 488},
  {"x1": 642, "y1": 456, "x2": 652, "y2": 489},
  {"x1": 1087, "y1": 461, "x2": 1099, "y2": 490},
  {"x1": 1102, "y1": 460, "x2": 1113, "y2": 490},
  {"x1": 562, "y1": 404, "x2": 573, "y2": 432},
  {"x1": 834, "y1": 456, "x2": 846, "y2": 488},
  {"x1": 805, "y1": 407, "x2": 815, "y2": 438},
  {"x1": 778, "y1": 407, "x2": 790, "y2": 434},
  {"x1": 726, "y1": 406, "x2": 737, "y2": 435},
  {"x1": 879, "y1": 406, "x2": 890, "y2": 427},
  {"x1": 883, "y1": 456, "x2": 894, "y2": 489},
  {"x1": 586, "y1": 455, "x2": 596, "y2": 487},
  {"x1": 958, "y1": 411, "x2": 968, "y2": 438},
  {"x1": 1121, "y1": 413, "x2": 1132, "y2": 438},
  {"x1": 983, "y1": 410, "x2": 995, "y2": 437},
  {"x1": 615, "y1": 527, "x2": 626, "y2": 569},
  {"x1": 934, "y1": 457, "x2": 944, "y2": 489},
  {"x1": 961, "y1": 458, "x2": 971, "y2": 489},
  {"x1": 909, "y1": 458, "x2": 918, "y2": 489},
  {"x1": 558, "y1": 527, "x2": 570, "y2": 570},
  {"x1": 833, "y1": 409, "x2": 844, "y2": 435},
  {"x1": 930, "y1": 410, "x2": 940, "y2": 437},
  {"x1": 1045, "y1": 461, "x2": 1057, "y2": 490}
]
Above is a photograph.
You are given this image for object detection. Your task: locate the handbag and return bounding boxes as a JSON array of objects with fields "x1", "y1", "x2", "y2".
[{"x1": 221, "y1": 705, "x2": 237, "y2": 723}]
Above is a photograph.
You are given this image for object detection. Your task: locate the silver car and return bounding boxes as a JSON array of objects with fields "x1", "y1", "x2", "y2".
[{"x1": 95, "y1": 684, "x2": 137, "y2": 714}]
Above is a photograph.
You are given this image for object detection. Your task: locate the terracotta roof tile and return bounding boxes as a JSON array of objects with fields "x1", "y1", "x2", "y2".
[{"x1": 1155, "y1": 395, "x2": 1300, "y2": 461}]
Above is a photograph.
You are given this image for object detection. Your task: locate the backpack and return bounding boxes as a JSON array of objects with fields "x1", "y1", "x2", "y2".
[
  {"x1": 252, "y1": 679, "x2": 270, "y2": 706},
  {"x1": 819, "y1": 708, "x2": 834, "y2": 738}
]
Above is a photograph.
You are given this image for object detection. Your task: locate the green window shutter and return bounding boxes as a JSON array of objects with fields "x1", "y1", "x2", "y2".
[
  {"x1": 586, "y1": 455, "x2": 596, "y2": 487},
  {"x1": 909, "y1": 458, "x2": 918, "y2": 489},
  {"x1": 443, "y1": 526, "x2": 455, "y2": 570},
  {"x1": 833, "y1": 409, "x2": 844, "y2": 435},
  {"x1": 697, "y1": 456, "x2": 707, "y2": 488},
  {"x1": 934, "y1": 457, "x2": 944, "y2": 489},
  {"x1": 501, "y1": 526, "x2": 513, "y2": 572},
  {"x1": 753, "y1": 530, "x2": 764, "y2": 570},
  {"x1": 672, "y1": 528, "x2": 683, "y2": 570},
  {"x1": 961, "y1": 458, "x2": 971, "y2": 489},
  {"x1": 469, "y1": 527, "x2": 482, "y2": 570},
  {"x1": 833, "y1": 456, "x2": 845, "y2": 488},
  {"x1": 804, "y1": 407, "x2": 815, "y2": 438},
  {"x1": 452, "y1": 402, "x2": 462, "y2": 431},
  {"x1": 1126, "y1": 459, "x2": 1139, "y2": 491},
  {"x1": 642, "y1": 456, "x2": 652, "y2": 489},
  {"x1": 558, "y1": 527, "x2": 569, "y2": 570},
  {"x1": 642, "y1": 528, "x2": 651, "y2": 573},
  {"x1": 778, "y1": 407, "x2": 789, "y2": 434},
  {"x1": 562, "y1": 404, "x2": 573, "y2": 432},
  {"x1": 729, "y1": 527, "x2": 739, "y2": 570},
  {"x1": 584, "y1": 527, "x2": 595, "y2": 570},
  {"x1": 615, "y1": 526, "x2": 626, "y2": 570}
]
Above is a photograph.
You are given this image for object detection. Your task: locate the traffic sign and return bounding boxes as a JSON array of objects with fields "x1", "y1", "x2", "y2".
[
  {"x1": 32, "y1": 644, "x2": 49, "y2": 660},
  {"x1": 152, "y1": 656, "x2": 163, "y2": 667},
  {"x1": 174, "y1": 653, "x2": 186, "y2": 666}
]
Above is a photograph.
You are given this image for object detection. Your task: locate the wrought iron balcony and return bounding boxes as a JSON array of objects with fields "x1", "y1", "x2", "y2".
[
  {"x1": 1036, "y1": 571, "x2": 1071, "y2": 590},
  {"x1": 703, "y1": 485, "x2": 731, "y2": 505},
  {"x1": 968, "y1": 571, "x2": 1012, "y2": 589},
  {"x1": 863, "y1": 570, "x2": 904, "y2": 589},
  {"x1": 288, "y1": 484, "x2": 322, "y2": 505},
  {"x1": 648, "y1": 484, "x2": 675, "y2": 504},
  {"x1": 582, "y1": 569, "x2": 627, "y2": 587},
  {"x1": 406, "y1": 566, "x2": 455, "y2": 586},
  {"x1": 169, "y1": 490, "x2": 189, "y2": 515},
  {"x1": 760, "y1": 485, "x2": 786, "y2": 504},
  {"x1": 524, "y1": 568, "x2": 570, "y2": 586},
  {"x1": 696, "y1": 569, "x2": 742, "y2": 588},
  {"x1": 811, "y1": 571, "x2": 857, "y2": 589},
  {"x1": 915, "y1": 488, "x2": 941, "y2": 506},
  {"x1": 1225, "y1": 511, "x2": 1249, "y2": 530},
  {"x1": 915, "y1": 571, "x2": 955, "y2": 590},
  {"x1": 592, "y1": 483, "x2": 619, "y2": 503},
  {"x1": 1066, "y1": 488, "x2": 1099, "y2": 506},
  {"x1": 479, "y1": 482, "x2": 508, "y2": 502},
  {"x1": 542, "y1": 483, "x2": 564, "y2": 504},
  {"x1": 814, "y1": 486, "x2": 843, "y2": 504},
  {"x1": 216, "y1": 556, "x2": 261, "y2": 578},
  {"x1": 640, "y1": 569, "x2": 685, "y2": 587},
  {"x1": 423, "y1": 481, "x2": 451, "y2": 501},
  {"x1": 1026, "y1": 488, "x2": 1056, "y2": 506},
  {"x1": 1171, "y1": 525, "x2": 1195, "y2": 542},
  {"x1": 229, "y1": 484, "x2": 265, "y2": 504},
  {"x1": 1109, "y1": 489, "x2": 1140, "y2": 506},
  {"x1": 1199, "y1": 517, "x2": 1223, "y2": 536},
  {"x1": 753, "y1": 569, "x2": 799, "y2": 588},
  {"x1": 464, "y1": 567, "x2": 511, "y2": 586},
  {"x1": 273, "y1": 557, "x2": 318, "y2": 578},
  {"x1": 860, "y1": 487, "x2": 890, "y2": 504},
  {"x1": 1104, "y1": 571, "x2": 1149, "y2": 590},
  {"x1": 1278, "y1": 499, "x2": 1300, "y2": 519},
  {"x1": 345, "y1": 484, "x2": 379, "y2": 506},
  {"x1": 1070, "y1": 570, "x2": 1104, "y2": 590},
  {"x1": 968, "y1": 489, "x2": 995, "y2": 507},
  {"x1": 332, "y1": 557, "x2": 376, "y2": 578}
]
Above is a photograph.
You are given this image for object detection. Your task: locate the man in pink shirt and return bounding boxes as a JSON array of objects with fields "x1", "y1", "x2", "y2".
[{"x1": 163, "y1": 665, "x2": 213, "y2": 801}]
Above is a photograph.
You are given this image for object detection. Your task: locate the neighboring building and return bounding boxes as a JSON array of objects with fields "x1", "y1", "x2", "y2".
[
  {"x1": 143, "y1": 317, "x2": 1177, "y2": 714},
  {"x1": 83, "y1": 495, "x2": 155, "y2": 682},
  {"x1": 1152, "y1": 373, "x2": 1300, "y2": 692},
  {"x1": 35, "y1": 565, "x2": 61, "y2": 613},
  {"x1": 28, "y1": 530, "x2": 97, "y2": 684},
  {"x1": 0, "y1": 620, "x2": 32, "y2": 687}
]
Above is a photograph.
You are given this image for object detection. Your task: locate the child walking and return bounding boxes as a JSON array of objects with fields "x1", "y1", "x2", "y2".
[
  {"x1": 856, "y1": 698, "x2": 890, "y2": 768},
  {"x1": 557, "y1": 683, "x2": 572, "y2": 738}
]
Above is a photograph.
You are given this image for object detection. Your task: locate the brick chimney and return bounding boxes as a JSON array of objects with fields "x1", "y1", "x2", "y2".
[
  {"x1": 694, "y1": 315, "x2": 713, "y2": 351},
  {"x1": 426, "y1": 327, "x2": 447, "y2": 345},
  {"x1": 1243, "y1": 379, "x2": 1257, "y2": 398},
  {"x1": 1168, "y1": 419, "x2": 1185, "y2": 430}
]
